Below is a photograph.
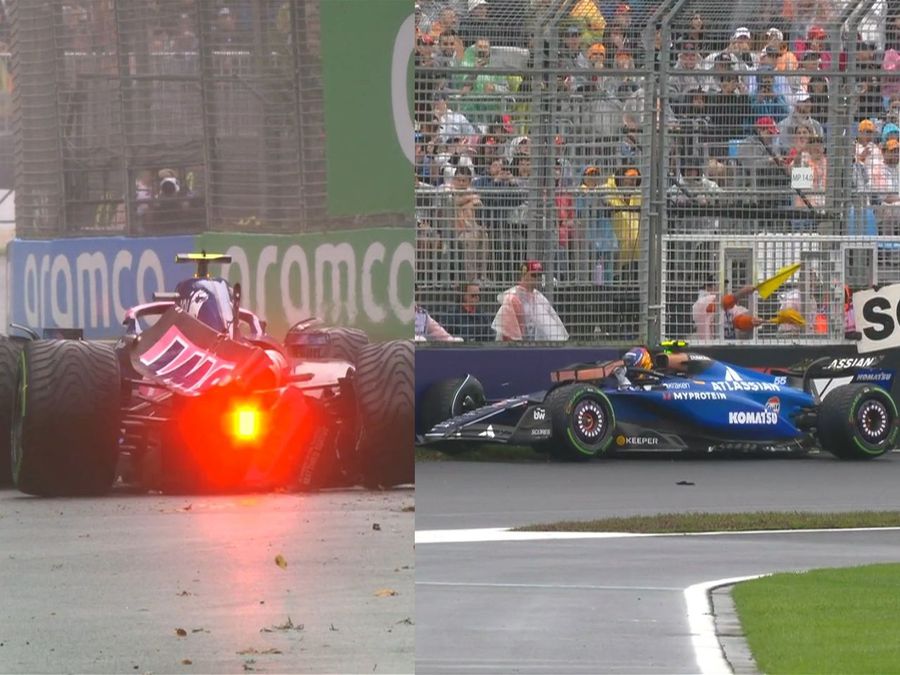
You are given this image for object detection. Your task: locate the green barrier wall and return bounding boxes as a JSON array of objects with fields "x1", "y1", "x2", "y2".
[{"x1": 320, "y1": 0, "x2": 413, "y2": 217}]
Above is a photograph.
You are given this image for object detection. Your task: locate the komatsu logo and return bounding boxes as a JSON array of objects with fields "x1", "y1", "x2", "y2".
[
  {"x1": 672, "y1": 392, "x2": 726, "y2": 400},
  {"x1": 728, "y1": 411, "x2": 778, "y2": 425},
  {"x1": 825, "y1": 357, "x2": 878, "y2": 370},
  {"x1": 712, "y1": 381, "x2": 782, "y2": 392}
]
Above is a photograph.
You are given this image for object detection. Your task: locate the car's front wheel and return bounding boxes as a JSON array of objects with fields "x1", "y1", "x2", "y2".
[{"x1": 543, "y1": 384, "x2": 615, "y2": 461}]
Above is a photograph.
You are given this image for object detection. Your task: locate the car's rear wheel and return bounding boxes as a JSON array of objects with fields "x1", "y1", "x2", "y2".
[
  {"x1": 321, "y1": 327, "x2": 369, "y2": 364},
  {"x1": 543, "y1": 383, "x2": 615, "y2": 461},
  {"x1": 818, "y1": 383, "x2": 898, "y2": 460},
  {"x1": 0, "y1": 336, "x2": 23, "y2": 486},
  {"x1": 355, "y1": 340, "x2": 414, "y2": 488},
  {"x1": 12, "y1": 340, "x2": 121, "y2": 496}
]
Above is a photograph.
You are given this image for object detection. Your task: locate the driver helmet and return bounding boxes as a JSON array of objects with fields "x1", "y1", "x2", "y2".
[{"x1": 623, "y1": 346, "x2": 652, "y2": 370}]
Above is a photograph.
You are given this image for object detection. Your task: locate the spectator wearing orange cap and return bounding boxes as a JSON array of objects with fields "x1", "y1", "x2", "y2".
[
  {"x1": 870, "y1": 138, "x2": 900, "y2": 235},
  {"x1": 856, "y1": 119, "x2": 884, "y2": 187},
  {"x1": 870, "y1": 138, "x2": 900, "y2": 204},
  {"x1": 572, "y1": 42, "x2": 607, "y2": 91}
]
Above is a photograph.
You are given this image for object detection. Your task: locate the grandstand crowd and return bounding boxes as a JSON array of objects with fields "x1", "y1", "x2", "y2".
[{"x1": 415, "y1": 0, "x2": 900, "y2": 341}]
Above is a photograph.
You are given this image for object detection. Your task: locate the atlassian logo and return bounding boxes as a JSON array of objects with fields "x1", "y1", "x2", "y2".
[
  {"x1": 672, "y1": 391, "x2": 726, "y2": 400},
  {"x1": 765, "y1": 397, "x2": 781, "y2": 414},
  {"x1": 728, "y1": 411, "x2": 778, "y2": 425},
  {"x1": 825, "y1": 357, "x2": 879, "y2": 370},
  {"x1": 724, "y1": 366, "x2": 744, "y2": 381},
  {"x1": 712, "y1": 381, "x2": 782, "y2": 392}
]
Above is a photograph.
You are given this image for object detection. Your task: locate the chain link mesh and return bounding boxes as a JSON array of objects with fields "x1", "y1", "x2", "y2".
[
  {"x1": 10, "y1": 0, "x2": 327, "y2": 236},
  {"x1": 414, "y1": 0, "x2": 900, "y2": 345}
]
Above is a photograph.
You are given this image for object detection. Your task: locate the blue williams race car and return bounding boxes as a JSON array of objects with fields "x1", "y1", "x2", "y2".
[{"x1": 418, "y1": 344, "x2": 899, "y2": 461}]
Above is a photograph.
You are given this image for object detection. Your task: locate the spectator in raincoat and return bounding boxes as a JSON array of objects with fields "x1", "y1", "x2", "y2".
[
  {"x1": 492, "y1": 260, "x2": 569, "y2": 341},
  {"x1": 604, "y1": 166, "x2": 642, "y2": 280}
]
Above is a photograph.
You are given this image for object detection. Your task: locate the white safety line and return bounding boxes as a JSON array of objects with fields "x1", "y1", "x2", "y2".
[
  {"x1": 417, "y1": 580, "x2": 682, "y2": 592},
  {"x1": 415, "y1": 525, "x2": 900, "y2": 545},
  {"x1": 684, "y1": 575, "x2": 768, "y2": 675}
]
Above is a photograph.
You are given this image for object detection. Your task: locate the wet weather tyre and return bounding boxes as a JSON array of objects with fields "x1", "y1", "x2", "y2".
[
  {"x1": 321, "y1": 328, "x2": 369, "y2": 364},
  {"x1": 543, "y1": 383, "x2": 615, "y2": 461},
  {"x1": 417, "y1": 376, "x2": 486, "y2": 452},
  {"x1": 0, "y1": 336, "x2": 23, "y2": 486},
  {"x1": 355, "y1": 340, "x2": 414, "y2": 488},
  {"x1": 818, "y1": 383, "x2": 898, "y2": 460},
  {"x1": 11, "y1": 340, "x2": 121, "y2": 496}
]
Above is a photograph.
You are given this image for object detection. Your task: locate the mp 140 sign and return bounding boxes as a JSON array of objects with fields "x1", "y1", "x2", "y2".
[{"x1": 854, "y1": 283, "x2": 900, "y2": 353}]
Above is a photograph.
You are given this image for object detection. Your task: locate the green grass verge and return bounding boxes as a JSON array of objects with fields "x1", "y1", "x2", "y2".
[
  {"x1": 415, "y1": 444, "x2": 546, "y2": 462},
  {"x1": 732, "y1": 564, "x2": 900, "y2": 674},
  {"x1": 513, "y1": 510, "x2": 900, "y2": 533}
]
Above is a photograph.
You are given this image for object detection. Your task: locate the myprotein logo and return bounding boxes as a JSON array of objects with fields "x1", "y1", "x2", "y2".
[
  {"x1": 672, "y1": 391, "x2": 726, "y2": 400},
  {"x1": 728, "y1": 411, "x2": 778, "y2": 425}
]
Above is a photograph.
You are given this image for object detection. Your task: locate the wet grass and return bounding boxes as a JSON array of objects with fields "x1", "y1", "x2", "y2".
[
  {"x1": 513, "y1": 510, "x2": 900, "y2": 533},
  {"x1": 732, "y1": 564, "x2": 900, "y2": 674}
]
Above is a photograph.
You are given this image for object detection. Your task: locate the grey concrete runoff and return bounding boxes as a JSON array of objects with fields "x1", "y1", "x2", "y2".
[
  {"x1": 0, "y1": 488, "x2": 414, "y2": 675},
  {"x1": 415, "y1": 456, "x2": 900, "y2": 674}
]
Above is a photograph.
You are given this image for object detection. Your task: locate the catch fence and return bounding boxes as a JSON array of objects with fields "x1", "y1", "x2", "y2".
[
  {"x1": 414, "y1": 0, "x2": 900, "y2": 345},
  {"x1": 10, "y1": 0, "x2": 327, "y2": 237}
]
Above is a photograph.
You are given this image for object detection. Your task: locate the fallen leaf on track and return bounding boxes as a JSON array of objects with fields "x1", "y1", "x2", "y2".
[
  {"x1": 374, "y1": 589, "x2": 398, "y2": 598},
  {"x1": 274, "y1": 554, "x2": 287, "y2": 569},
  {"x1": 181, "y1": 658, "x2": 192, "y2": 665},
  {"x1": 175, "y1": 628, "x2": 187, "y2": 637},
  {"x1": 372, "y1": 523, "x2": 381, "y2": 531}
]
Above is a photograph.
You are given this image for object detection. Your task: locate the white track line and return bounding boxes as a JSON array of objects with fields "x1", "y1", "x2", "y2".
[
  {"x1": 418, "y1": 581, "x2": 682, "y2": 592},
  {"x1": 685, "y1": 575, "x2": 768, "y2": 675},
  {"x1": 415, "y1": 525, "x2": 900, "y2": 544}
]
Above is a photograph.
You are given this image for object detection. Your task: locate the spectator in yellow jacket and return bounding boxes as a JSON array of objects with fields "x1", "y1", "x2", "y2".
[{"x1": 603, "y1": 166, "x2": 642, "y2": 279}]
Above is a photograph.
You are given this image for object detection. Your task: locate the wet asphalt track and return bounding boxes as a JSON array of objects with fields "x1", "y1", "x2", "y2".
[
  {"x1": 415, "y1": 453, "x2": 900, "y2": 674},
  {"x1": 0, "y1": 488, "x2": 414, "y2": 674}
]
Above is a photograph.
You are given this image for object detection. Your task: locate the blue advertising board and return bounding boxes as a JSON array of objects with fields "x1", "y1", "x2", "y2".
[{"x1": 8, "y1": 236, "x2": 196, "y2": 338}]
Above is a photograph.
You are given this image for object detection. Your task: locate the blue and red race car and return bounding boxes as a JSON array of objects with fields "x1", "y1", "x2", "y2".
[
  {"x1": 418, "y1": 343, "x2": 898, "y2": 461},
  {"x1": 0, "y1": 253, "x2": 413, "y2": 495}
]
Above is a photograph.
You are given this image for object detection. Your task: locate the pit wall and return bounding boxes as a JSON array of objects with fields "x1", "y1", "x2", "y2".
[{"x1": 6, "y1": 228, "x2": 413, "y2": 341}]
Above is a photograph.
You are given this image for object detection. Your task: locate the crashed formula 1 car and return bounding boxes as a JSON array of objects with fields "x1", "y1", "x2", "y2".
[
  {"x1": 0, "y1": 253, "x2": 413, "y2": 495},
  {"x1": 418, "y1": 343, "x2": 898, "y2": 461}
]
